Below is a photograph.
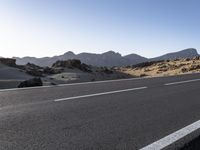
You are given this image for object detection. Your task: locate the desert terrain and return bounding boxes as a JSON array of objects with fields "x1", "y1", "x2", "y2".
[
  {"x1": 0, "y1": 58, "x2": 131, "y2": 89},
  {"x1": 0, "y1": 50, "x2": 200, "y2": 89},
  {"x1": 118, "y1": 57, "x2": 200, "y2": 77}
]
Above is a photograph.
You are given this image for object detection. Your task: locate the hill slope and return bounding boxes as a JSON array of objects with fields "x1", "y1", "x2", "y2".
[
  {"x1": 151, "y1": 48, "x2": 199, "y2": 61},
  {"x1": 118, "y1": 56, "x2": 200, "y2": 77}
]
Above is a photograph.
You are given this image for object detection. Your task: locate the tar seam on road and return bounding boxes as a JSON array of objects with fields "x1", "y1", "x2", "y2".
[
  {"x1": 54, "y1": 86, "x2": 148, "y2": 102},
  {"x1": 164, "y1": 78, "x2": 200, "y2": 86},
  {"x1": 140, "y1": 120, "x2": 200, "y2": 150}
]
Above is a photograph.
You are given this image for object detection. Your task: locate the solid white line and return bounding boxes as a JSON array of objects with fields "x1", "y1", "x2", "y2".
[
  {"x1": 0, "y1": 77, "x2": 145, "y2": 92},
  {"x1": 56, "y1": 77, "x2": 144, "y2": 86},
  {"x1": 0, "y1": 85, "x2": 53, "y2": 92},
  {"x1": 164, "y1": 78, "x2": 200, "y2": 86},
  {"x1": 54, "y1": 86, "x2": 147, "y2": 102},
  {"x1": 140, "y1": 120, "x2": 200, "y2": 150}
]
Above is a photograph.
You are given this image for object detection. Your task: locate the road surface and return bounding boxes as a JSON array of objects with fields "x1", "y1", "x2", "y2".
[{"x1": 0, "y1": 73, "x2": 200, "y2": 150}]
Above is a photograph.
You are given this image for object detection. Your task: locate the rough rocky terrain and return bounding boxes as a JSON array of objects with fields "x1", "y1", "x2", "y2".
[
  {"x1": 0, "y1": 58, "x2": 131, "y2": 89},
  {"x1": 1, "y1": 55, "x2": 200, "y2": 89},
  {"x1": 117, "y1": 57, "x2": 200, "y2": 77}
]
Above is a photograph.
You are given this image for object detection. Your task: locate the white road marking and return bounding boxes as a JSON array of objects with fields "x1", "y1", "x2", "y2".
[
  {"x1": 0, "y1": 85, "x2": 53, "y2": 92},
  {"x1": 56, "y1": 77, "x2": 144, "y2": 86},
  {"x1": 164, "y1": 78, "x2": 200, "y2": 86},
  {"x1": 0, "y1": 77, "x2": 145, "y2": 92},
  {"x1": 140, "y1": 120, "x2": 200, "y2": 150},
  {"x1": 54, "y1": 86, "x2": 147, "y2": 102}
]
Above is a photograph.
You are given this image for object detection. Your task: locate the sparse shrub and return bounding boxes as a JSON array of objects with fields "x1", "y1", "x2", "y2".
[
  {"x1": 185, "y1": 58, "x2": 191, "y2": 61},
  {"x1": 159, "y1": 64, "x2": 168, "y2": 69},
  {"x1": 140, "y1": 73, "x2": 147, "y2": 77},
  {"x1": 189, "y1": 65, "x2": 200, "y2": 71},
  {"x1": 181, "y1": 67, "x2": 188, "y2": 73},
  {"x1": 132, "y1": 60, "x2": 164, "y2": 68}
]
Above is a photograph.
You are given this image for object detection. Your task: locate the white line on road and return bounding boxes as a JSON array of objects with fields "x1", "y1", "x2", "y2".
[
  {"x1": 164, "y1": 78, "x2": 200, "y2": 86},
  {"x1": 0, "y1": 77, "x2": 145, "y2": 92},
  {"x1": 0, "y1": 85, "x2": 53, "y2": 92},
  {"x1": 140, "y1": 120, "x2": 200, "y2": 150},
  {"x1": 54, "y1": 86, "x2": 147, "y2": 102}
]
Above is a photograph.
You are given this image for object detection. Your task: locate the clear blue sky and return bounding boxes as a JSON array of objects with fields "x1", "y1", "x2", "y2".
[{"x1": 0, "y1": 0, "x2": 200, "y2": 58}]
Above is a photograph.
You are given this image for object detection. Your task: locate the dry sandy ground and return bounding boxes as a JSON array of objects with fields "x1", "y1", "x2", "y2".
[{"x1": 117, "y1": 58, "x2": 200, "y2": 77}]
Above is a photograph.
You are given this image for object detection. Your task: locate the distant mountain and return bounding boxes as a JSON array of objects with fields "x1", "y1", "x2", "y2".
[
  {"x1": 14, "y1": 51, "x2": 148, "y2": 67},
  {"x1": 151, "y1": 48, "x2": 199, "y2": 61},
  {"x1": 14, "y1": 48, "x2": 199, "y2": 67},
  {"x1": 124, "y1": 54, "x2": 148, "y2": 65}
]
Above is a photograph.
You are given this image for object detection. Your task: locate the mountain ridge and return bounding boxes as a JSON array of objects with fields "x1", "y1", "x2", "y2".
[{"x1": 13, "y1": 48, "x2": 199, "y2": 67}]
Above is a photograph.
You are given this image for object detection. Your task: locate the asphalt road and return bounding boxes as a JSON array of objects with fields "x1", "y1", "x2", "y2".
[{"x1": 0, "y1": 73, "x2": 200, "y2": 150}]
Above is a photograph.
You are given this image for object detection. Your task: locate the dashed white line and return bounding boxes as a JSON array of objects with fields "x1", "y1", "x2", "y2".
[
  {"x1": 164, "y1": 78, "x2": 200, "y2": 86},
  {"x1": 54, "y1": 86, "x2": 147, "y2": 102},
  {"x1": 140, "y1": 120, "x2": 200, "y2": 150}
]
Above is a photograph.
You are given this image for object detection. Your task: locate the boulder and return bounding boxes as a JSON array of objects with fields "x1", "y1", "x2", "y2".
[{"x1": 18, "y1": 78, "x2": 43, "y2": 88}]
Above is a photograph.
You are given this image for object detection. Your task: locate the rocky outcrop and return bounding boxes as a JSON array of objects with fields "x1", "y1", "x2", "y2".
[
  {"x1": 52, "y1": 59, "x2": 92, "y2": 72},
  {"x1": 23, "y1": 63, "x2": 44, "y2": 77},
  {"x1": 0, "y1": 58, "x2": 16, "y2": 67},
  {"x1": 43, "y1": 67, "x2": 63, "y2": 74},
  {"x1": 96, "y1": 67, "x2": 113, "y2": 74},
  {"x1": 18, "y1": 78, "x2": 43, "y2": 88}
]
